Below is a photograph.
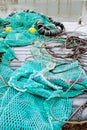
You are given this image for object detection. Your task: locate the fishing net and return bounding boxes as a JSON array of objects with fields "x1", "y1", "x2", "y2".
[
  {"x1": 0, "y1": 39, "x2": 87, "y2": 130},
  {"x1": 0, "y1": 63, "x2": 13, "y2": 105},
  {"x1": 5, "y1": 31, "x2": 40, "y2": 46},
  {"x1": 0, "y1": 38, "x2": 15, "y2": 65},
  {"x1": 5, "y1": 11, "x2": 55, "y2": 28},
  {"x1": 0, "y1": 18, "x2": 4, "y2": 27},
  {"x1": 0, "y1": 11, "x2": 63, "y2": 46},
  {"x1": 0, "y1": 10, "x2": 87, "y2": 130}
]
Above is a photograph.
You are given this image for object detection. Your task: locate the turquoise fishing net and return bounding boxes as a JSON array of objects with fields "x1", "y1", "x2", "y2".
[
  {"x1": 0, "y1": 11, "x2": 87, "y2": 130},
  {"x1": 0, "y1": 87, "x2": 72, "y2": 130},
  {"x1": 0, "y1": 17, "x2": 4, "y2": 27},
  {"x1": 5, "y1": 31, "x2": 39, "y2": 46},
  {"x1": 0, "y1": 37, "x2": 14, "y2": 104},
  {"x1": 0, "y1": 11, "x2": 55, "y2": 46},
  {"x1": 0, "y1": 38, "x2": 15, "y2": 65},
  {"x1": 0, "y1": 63, "x2": 13, "y2": 105},
  {"x1": 0, "y1": 58, "x2": 86, "y2": 130},
  {"x1": 5, "y1": 11, "x2": 55, "y2": 28}
]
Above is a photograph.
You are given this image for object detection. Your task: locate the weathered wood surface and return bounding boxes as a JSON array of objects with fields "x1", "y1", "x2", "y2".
[{"x1": 10, "y1": 22, "x2": 87, "y2": 120}]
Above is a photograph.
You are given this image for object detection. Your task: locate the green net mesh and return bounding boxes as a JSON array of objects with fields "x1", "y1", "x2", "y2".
[
  {"x1": 0, "y1": 63, "x2": 13, "y2": 105},
  {"x1": 0, "y1": 17, "x2": 4, "y2": 27},
  {"x1": 5, "y1": 11, "x2": 55, "y2": 28},
  {"x1": 0, "y1": 38, "x2": 15, "y2": 65},
  {"x1": 0, "y1": 11, "x2": 87, "y2": 130},
  {"x1": 0, "y1": 58, "x2": 86, "y2": 130},
  {"x1": 0, "y1": 11, "x2": 55, "y2": 46}
]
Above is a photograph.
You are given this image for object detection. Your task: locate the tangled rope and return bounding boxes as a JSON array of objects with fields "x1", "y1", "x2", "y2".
[{"x1": 38, "y1": 36, "x2": 87, "y2": 72}]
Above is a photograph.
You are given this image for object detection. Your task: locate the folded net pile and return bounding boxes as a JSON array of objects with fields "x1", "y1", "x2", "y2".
[{"x1": 0, "y1": 10, "x2": 87, "y2": 130}]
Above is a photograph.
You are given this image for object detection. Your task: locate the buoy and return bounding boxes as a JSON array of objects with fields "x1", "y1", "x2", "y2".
[
  {"x1": 29, "y1": 27, "x2": 36, "y2": 33},
  {"x1": 5, "y1": 27, "x2": 12, "y2": 32}
]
